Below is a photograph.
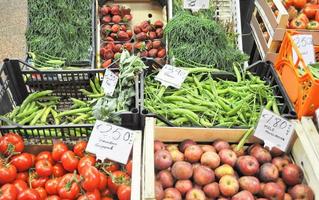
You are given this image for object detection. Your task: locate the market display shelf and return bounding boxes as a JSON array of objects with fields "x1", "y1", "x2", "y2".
[
  {"x1": 300, "y1": 117, "x2": 319, "y2": 161},
  {"x1": 142, "y1": 117, "x2": 319, "y2": 199}
]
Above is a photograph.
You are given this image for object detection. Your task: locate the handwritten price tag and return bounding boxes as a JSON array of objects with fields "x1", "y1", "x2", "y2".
[
  {"x1": 155, "y1": 64, "x2": 189, "y2": 89},
  {"x1": 254, "y1": 109, "x2": 295, "y2": 152},
  {"x1": 184, "y1": 0, "x2": 209, "y2": 10},
  {"x1": 292, "y1": 34, "x2": 315, "y2": 65},
  {"x1": 101, "y1": 69, "x2": 118, "y2": 96},
  {"x1": 86, "y1": 120, "x2": 135, "y2": 164}
]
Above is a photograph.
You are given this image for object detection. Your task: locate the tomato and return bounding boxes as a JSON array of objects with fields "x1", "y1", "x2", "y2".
[
  {"x1": 45, "y1": 195, "x2": 61, "y2": 200},
  {"x1": 101, "y1": 198, "x2": 113, "y2": 200},
  {"x1": 98, "y1": 172, "x2": 107, "y2": 191},
  {"x1": 284, "y1": 0, "x2": 294, "y2": 8},
  {"x1": 81, "y1": 166, "x2": 100, "y2": 192},
  {"x1": 13, "y1": 179, "x2": 28, "y2": 194},
  {"x1": 100, "y1": 189, "x2": 112, "y2": 197},
  {"x1": 73, "y1": 141, "x2": 87, "y2": 158},
  {"x1": 297, "y1": 13, "x2": 310, "y2": 23},
  {"x1": 60, "y1": 151, "x2": 79, "y2": 172},
  {"x1": 0, "y1": 163, "x2": 17, "y2": 184},
  {"x1": 30, "y1": 174, "x2": 49, "y2": 188},
  {"x1": 36, "y1": 151, "x2": 55, "y2": 165},
  {"x1": 45, "y1": 178, "x2": 60, "y2": 195},
  {"x1": 125, "y1": 160, "x2": 132, "y2": 177},
  {"x1": 77, "y1": 189, "x2": 100, "y2": 200},
  {"x1": 17, "y1": 189, "x2": 41, "y2": 200},
  {"x1": 0, "y1": 184, "x2": 18, "y2": 200},
  {"x1": 303, "y1": 4, "x2": 319, "y2": 18},
  {"x1": 52, "y1": 142, "x2": 68, "y2": 162},
  {"x1": 103, "y1": 161, "x2": 119, "y2": 173},
  {"x1": 78, "y1": 155, "x2": 96, "y2": 174},
  {"x1": 16, "y1": 172, "x2": 29, "y2": 182},
  {"x1": 293, "y1": 0, "x2": 307, "y2": 9},
  {"x1": 107, "y1": 171, "x2": 130, "y2": 194},
  {"x1": 290, "y1": 18, "x2": 307, "y2": 28},
  {"x1": 316, "y1": 10, "x2": 319, "y2": 21},
  {"x1": 36, "y1": 159, "x2": 53, "y2": 177},
  {"x1": 117, "y1": 185, "x2": 131, "y2": 200},
  {"x1": 35, "y1": 187, "x2": 47, "y2": 200},
  {"x1": 57, "y1": 174, "x2": 80, "y2": 199},
  {"x1": 0, "y1": 133, "x2": 24, "y2": 155},
  {"x1": 52, "y1": 163, "x2": 66, "y2": 177},
  {"x1": 11, "y1": 153, "x2": 34, "y2": 172}
]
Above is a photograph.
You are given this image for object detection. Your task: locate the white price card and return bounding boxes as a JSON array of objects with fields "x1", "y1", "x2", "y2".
[
  {"x1": 155, "y1": 64, "x2": 189, "y2": 89},
  {"x1": 86, "y1": 120, "x2": 135, "y2": 164},
  {"x1": 101, "y1": 69, "x2": 118, "y2": 96},
  {"x1": 184, "y1": 0, "x2": 209, "y2": 10},
  {"x1": 254, "y1": 109, "x2": 295, "y2": 152},
  {"x1": 292, "y1": 34, "x2": 315, "y2": 66}
]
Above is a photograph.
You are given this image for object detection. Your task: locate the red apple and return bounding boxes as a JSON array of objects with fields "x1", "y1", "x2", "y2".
[
  {"x1": 203, "y1": 182, "x2": 220, "y2": 198},
  {"x1": 219, "y1": 149, "x2": 237, "y2": 167},
  {"x1": 282, "y1": 164, "x2": 303, "y2": 185},
  {"x1": 193, "y1": 165, "x2": 215, "y2": 186},
  {"x1": 289, "y1": 184, "x2": 314, "y2": 200},
  {"x1": 276, "y1": 178, "x2": 286, "y2": 192},
  {"x1": 171, "y1": 161, "x2": 193, "y2": 180},
  {"x1": 284, "y1": 193, "x2": 292, "y2": 200},
  {"x1": 231, "y1": 190, "x2": 254, "y2": 200},
  {"x1": 249, "y1": 145, "x2": 272, "y2": 164},
  {"x1": 219, "y1": 175, "x2": 239, "y2": 197},
  {"x1": 212, "y1": 139, "x2": 230, "y2": 152},
  {"x1": 175, "y1": 180, "x2": 192, "y2": 196},
  {"x1": 184, "y1": 145, "x2": 203, "y2": 163},
  {"x1": 201, "y1": 145, "x2": 216, "y2": 153},
  {"x1": 236, "y1": 156, "x2": 259, "y2": 176},
  {"x1": 155, "y1": 181, "x2": 164, "y2": 200},
  {"x1": 185, "y1": 189, "x2": 206, "y2": 200},
  {"x1": 270, "y1": 147, "x2": 284, "y2": 157},
  {"x1": 200, "y1": 151, "x2": 220, "y2": 169},
  {"x1": 164, "y1": 188, "x2": 182, "y2": 200},
  {"x1": 263, "y1": 182, "x2": 284, "y2": 200},
  {"x1": 179, "y1": 139, "x2": 196, "y2": 153},
  {"x1": 156, "y1": 170, "x2": 174, "y2": 189},
  {"x1": 155, "y1": 150, "x2": 173, "y2": 170},
  {"x1": 154, "y1": 140, "x2": 165, "y2": 152},
  {"x1": 215, "y1": 164, "x2": 235, "y2": 179},
  {"x1": 272, "y1": 157, "x2": 289, "y2": 172},
  {"x1": 259, "y1": 163, "x2": 279, "y2": 182},
  {"x1": 238, "y1": 176, "x2": 261, "y2": 194}
]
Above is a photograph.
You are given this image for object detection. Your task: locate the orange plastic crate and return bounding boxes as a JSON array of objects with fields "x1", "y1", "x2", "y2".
[{"x1": 275, "y1": 31, "x2": 319, "y2": 118}]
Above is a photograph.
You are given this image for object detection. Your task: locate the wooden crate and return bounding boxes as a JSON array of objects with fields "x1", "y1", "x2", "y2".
[
  {"x1": 300, "y1": 117, "x2": 319, "y2": 161},
  {"x1": 142, "y1": 117, "x2": 319, "y2": 199}
]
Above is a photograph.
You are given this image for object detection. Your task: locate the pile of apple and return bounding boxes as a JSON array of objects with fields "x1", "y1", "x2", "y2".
[{"x1": 154, "y1": 139, "x2": 314, "y2": 200}]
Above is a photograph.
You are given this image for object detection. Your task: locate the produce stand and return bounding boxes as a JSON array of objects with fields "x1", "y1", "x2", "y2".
[{"x1": 300, "y1": 117, "x2": 319, "y2": 161}]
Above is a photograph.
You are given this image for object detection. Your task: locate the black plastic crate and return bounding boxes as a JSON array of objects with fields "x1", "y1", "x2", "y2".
[
  {"x1": 140, "y1": 60, "x2": 297, "y2": 128},
  {"x1": 0, "y1": 59, "x2": 139, "y2": 144}
]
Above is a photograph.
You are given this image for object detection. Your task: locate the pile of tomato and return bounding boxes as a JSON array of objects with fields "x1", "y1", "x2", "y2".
[{"x1": 0, "y1": 133, "x2": 132, "y2": 200}]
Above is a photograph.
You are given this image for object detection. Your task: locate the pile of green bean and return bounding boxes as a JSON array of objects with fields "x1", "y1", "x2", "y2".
[{"x1": 144, "y1": 66, "x2": 279, "y2": 127}]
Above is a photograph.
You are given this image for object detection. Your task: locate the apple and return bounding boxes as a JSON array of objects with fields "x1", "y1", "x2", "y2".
[
  {"x1": 164, "y1": 188, "x2": 182, "y2": 200},
  {"x1": 219, "y1": 175, "x2": 239, "y2": 197},
  {"x1": 154, "y1": 140, "x2": 165, "y2": 152},
  {"x1": 201, "y1": 145, "x2": 216, "y2": 152},
  {"x1": 166, "y1": 144, "x2": 178, "y2": 152},
  {"x1": 281, "y1": 154, "x2": 292, "y2": 163},
  {"x1": 156, "y1": 170, "x2": 174, "y2": 189},
  {"x1": 171, "y1": 161, "x2": 193, "y2": 180},
  {"x1": 212, "y1": 139, "x2": 230, "y2": 152},
  {"x1": 203, "y1": 182, "x2": 220, "y2": 198},
  {"x1": 184, "y1": 145, "x2": 203, "y2": 163},
  {"x1": 284, "y1": 193, "x2": 292, "y2": 200},
  {"x1": 259, "y1": 163, "x2": 279, "y2": 182},
  {"x1": 272, "y1": 157, "x2": 289, "y2": 172},
  {"x1": 217, "y1": 198, "x2": 230, "y2": 200},
  {"x1": 179, "y1": 139, "x2": 197, "y2": 153},
  {"x1": 231, "y1": 144, "x2": 245, "y2": 157},
  {"x1": 193, "y1": 165, "x2": 215, "y2": 186},
  {"x1": 238, "y1": 176, "x2": 261, "y2": 194},
  {"x1": 270, "y1": 147, "x2": 284, "y2": 157},
  {"x1": 193, "y1": 184, "x2": 202, "y2": 190},
  {"x1": 175, "y1": 180, "x2": 192, "y2": 196},
  {"x1": 276, "y1": 178, "x2": 286, "y2": 192},
  {"x1": 236, "y1": 156, "x2": 259, "y2": 176},
  {"x1": 263, "y1": 182, "x2": 284, "y2": 200},
  {"x1": 155, "y1": 150, "x2": 173, "y2": 170},
  {"x1": 282, "y1": 164, "x2": 303, "y2": 185},
  {"x1": 219, "y1": 149, "x2": 237, "y2": 167},
  {"x1": 155, "y1": 181, "x2": 164, "y2": 200},
  {"x1": 231, "y1": 190, "x2": 254, "y2": 200},
  {"x1": 185, "y1": 189, "x2": 206, "y2": 200},
  {"x1": 215, "y1": 164, "x2": 235, "y2": 179},
  {"x1": 169, "y1": 149, "x2": 184, "y2": 162},
  {"x1": 249, "y1": 145, "x2": 272, "y2": 164},
  {"x1": 289, "y1": 184, "x2": 314, "y2": 200},
  {"x1": 200, "y1": 151, "x2": 220, "y2": 169}
]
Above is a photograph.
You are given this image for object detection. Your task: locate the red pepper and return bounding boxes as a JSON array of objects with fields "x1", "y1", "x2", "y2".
[
  {"x1": 290, "y1": 18, "x2": 307, "y2": 29},
  {"x1": 307, "y1": 20, "x2": 319, "y2": 29}
]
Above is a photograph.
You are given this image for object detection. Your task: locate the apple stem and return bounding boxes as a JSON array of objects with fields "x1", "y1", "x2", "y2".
[{"x1": 236, "y1": 127, "x2": 254, "y2": 151}]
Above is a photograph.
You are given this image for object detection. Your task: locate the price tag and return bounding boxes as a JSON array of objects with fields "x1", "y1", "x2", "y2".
[
  {"x1": 86, "y1": 120, "x2": 135, "y2": 164},
  {"x1": 292, "y1": 34, "x2": 315, "y2": 65},
  {"x1": 101, "y1": 69, "x2": 118, "y2": 96},
  {"x1": 254, "y1": 109, "x2": 295, "y2": 152},
  {"x1": 183, "y1": 0, "x2": 209, "y2": 10},
  {"x1": 155, "y1": 64, "x2": 189, "y2": 89}
]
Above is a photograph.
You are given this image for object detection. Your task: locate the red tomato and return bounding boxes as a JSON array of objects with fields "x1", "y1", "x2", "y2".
[
  {"x1": 293, "y1": 0, "x2": 307, "y2": 9},
  {"x1": 73, "y1": 141, "x2": 87, "y2": 157},
  {"x1": 0, "y1": 163, "x2": 17, "y2": 184},
  {"x1": 60, "y1": 151, "x2": 79, "y2": 172},
  {"x1": 45, "y1": 178, "x2": 60, "y2": 195},
  {"x1": 107, "y1": 171, "x2": 130, "y2": 194},
  {"x1": 316, "y1": 10, "x2": 319, "y2": 21},
  {"x1": 52, "y1": 142, "x2": 68, "y2": 162},
  {"x1": 35, "y1": 160, "x2": 53, "y2": 177},
  {"x1": 30, "y1": 175, "x2": 49, "y2": 188},
  {"x1": 16, "y1": 172, "x2": 29, "y2": 182},
  {"x1": 78, "y1": 155, "x2": 96, "y2": 174},
  {"x1": 57, "y1": 174, "x2": 80, "y2": 199},
  {"x1": 103, "y1": 161, "x2": 119, "y2": 173},
  {"x1": 100, "y1": 188, "x2": 112, "y2": 197},
  {"x1": 98, "y1": 172, "x2": 108, "y2": 191},
  {"x1": 125, "y1": 160, "x2": 132, "y2": 177},
  {"x1": 77, "y1": 189, "x2": 100, "y2": 200},
  {"x1": 81, "y1": 166, "x2": 100, "y2": 192},
  {"x1": 13, "y1": 179, "x2": 28, "y2": 194},
  {"x1": 117, "y1": 185, "x2": 131, "y2": 200},
  {"x1": 10, "y1": 153, "x2": 34, "y2": 172},
  {"x1": 36, "y1": 151, "x2": 55, "y2": 165},
  {"x1": 52, "y1": 163, "x2": 66, "y2": 177},
  {"x1": 0, "y1": 133, "x2": 24, "y2": 155},
  {"x1": 17, "y1": 189, "x2": 41, "y2": 200},
  {"x1": 0, "y1": 184, "x2": 18, "y2": 200},
  {"x1": 35, "y1": 187, "x2": 47, "y2": 200},
  {"x1": 101, "y1": 198, "x2": 113, "y2": 200},
  {"x1": 45, "y1": 195, "x2": 61, "y2": 200}
]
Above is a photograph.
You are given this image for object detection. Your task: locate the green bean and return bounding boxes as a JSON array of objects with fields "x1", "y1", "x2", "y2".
[
  {"x1": 163, "y1": 96, "x2": 190, "y2": 103},
  {"x1": 9, "y1": 106, "x2": 20, "y2": 119},
  {"x1": 90, "y1": 79, "x2": 99, "y2": 94},
  {"x1": 233, "y1": 64, "x2": 242, "y2": 82},
  {"x1": 87, "y1": 93, "x2": 105, "y2": 98},
  {"x1": 41, "y1": 107, "x2": 52, "y2": 123},
  {"x1": 57, "y1": 107, "x2": 91, "y2": 117},
  {"x1": 171, "y1": 109, "x2": 199, "y2": 122},
  {"x1": 272, "y1": 100, "x2": 280, "y2": 115},
  {"x1": 20, "y1": 90, "x2": 53, "y2": 111},
  {"x1": 16, "y1": 106, "x2": 39, "y2": 119},
  {"x1": 51, "y1": 109, "x2": 60, "y2": 125},
  {"x1": 19, "y1": 112, "x2": 38, "y2": 125},
  {"x1": 71, "y1": 98, "x2": 87, "y2": 107},
  {"x1": 79, "y1": 89, "x2": 94, "y2": 96},
  {"x1": 171, "y1": 117, "x2": 188, "y2": 125},
  {"x1": 94, "y1": 77, "x2": 102, "y2": 93},
  {"x1": 30, "y1": 107, "x2": 46, "y2": 125}
]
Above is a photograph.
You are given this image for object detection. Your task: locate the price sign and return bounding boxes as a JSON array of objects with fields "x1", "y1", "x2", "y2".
[
  {"x1": 254, "y1": 109, "x2": 295, "y2": 152},
  {"x1": 155, "y1": 64, "x2": 189, "y2": 89},
  {"x1": 292, "y1": 34, "x2": 315, "y2": 65},
  {"x1": 101, "y1": 69, "x2": 118, "y2": 96},
  {"x1": 86, "y1": 120, "x2": 135, "y2": 164},
  {"x1": 184, "y1": 0, "x2": 209, "y2": 10}
]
